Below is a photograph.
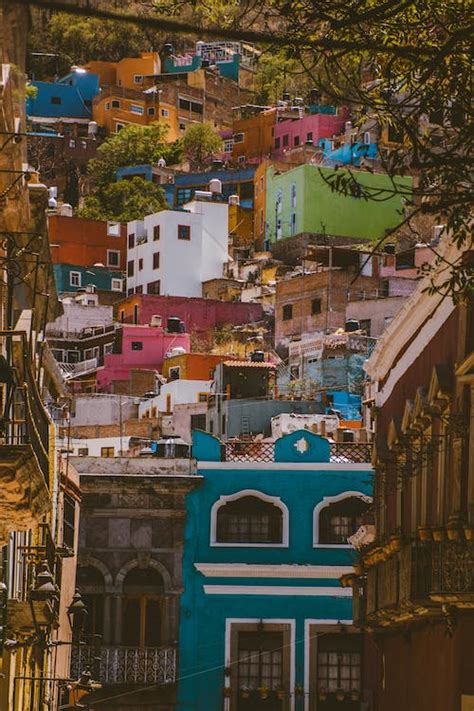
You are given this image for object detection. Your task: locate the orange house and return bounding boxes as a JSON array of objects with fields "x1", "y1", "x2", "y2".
[
  {"x1": 85, "y1": 52, "x2": 161, "y2": 90},
  {"x1": 232, "y1": 108, "x2": 277, "y2": 163},
  {"x1": 162, "y1": 353, "x2": 236, "y2": 381},
  {"x1": 48, "y1": 214, "x2": 127, "y2": 270},
  {"x1": 93, "y1": 91, "x2": 179, "y2": 139}
]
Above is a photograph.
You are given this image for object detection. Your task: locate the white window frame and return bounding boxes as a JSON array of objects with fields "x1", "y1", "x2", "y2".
[
  {"x1": 223, "y1": 139, "x2": 234, "y2": 153},
  {"x1": 133, "y1": 74, "x2": 143, "y2": 84},
  {"x1": 161, "y1": 108, "x2": 170, "y2": 118},
  {"x1": 147, "y1": 107, "x2": 156, "y2": 116},
  {"x1": 313, "y1": 491, "x2": 372, "y2": 548},
  {"x1": 363, "y1": 131, "x2": 371, "y2": 145},
  {"x1": 107, "y1": 249, "x2": 120, "y2": 267},
  {"x1": 115, "y1": 122, "x2": 125, "y2": 133},
  {"x1": 70, "y1": 271, "x2": 81, "y2": 287},
  {"x1": 111, "y1": 278, "x2": 123, "y2": 292},
  {"x1": 233, "y1": 132, "x2": 245, "y2": 143},
  {"x1": 210, "y1": 489, "x2": 289, "y2": 548},
  {"x1": 130, "y1": 104, "x2": 144, "y2": 115}
]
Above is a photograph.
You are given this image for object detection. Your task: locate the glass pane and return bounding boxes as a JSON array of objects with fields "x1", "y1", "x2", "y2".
[{"x1": 145, "y1": 599, "x2": 161, "y2": 646}]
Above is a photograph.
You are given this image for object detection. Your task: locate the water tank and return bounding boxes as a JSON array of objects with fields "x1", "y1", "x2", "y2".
[
  {"x1": 194, "y1": 190, "x2": 212, "y2": 201},
  {"x1": 250, "y1": 350, "x2": 265, "y2": 362},
  {"x1": 168, "y1": 346, "x2": 186, "y2": 357},
  {"x1": 157, "y1": 157, "x2": 166, "y2": 168},
  {"x1": 48, "y1": 186, "x2": 58, "y2": 199},
  {"x1": 48, "y1": 196, "x2": 58, "y2": 209},
  {"x1": 345, "y1": 319, "x2": 360, "y2": 332},
  {"x1": 209, "y1": 178, "x2": 222, "y2": 196},
  {"x1": 88, "y1": 121, "x2": 98, "y2": 136},
  {"x1": 60, "y1": 203, "x2": 73, "y2": 217},
  {"x1": 228, "y1": 194, "x2": 240, "y2": 206},
  {"x1": 150, "y1": 314, "x2": 162, "y2": 328},
  {"x1": 282, "y1": 91, "x2": 291, "y2": 102},
  {"x1": 167, "y1": 316, "x2": 181, "y2": 333},
  {"x1": 345, "y1": 121, "x2": 353, "y2": 130},
  {"x1": 162, "y1": 43, "x2": 174, "y2": 56}
]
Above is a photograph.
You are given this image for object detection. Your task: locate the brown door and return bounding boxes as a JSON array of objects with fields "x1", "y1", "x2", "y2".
[{"x1": 236, "y1": 631, "x2": 284, "y2": 710}]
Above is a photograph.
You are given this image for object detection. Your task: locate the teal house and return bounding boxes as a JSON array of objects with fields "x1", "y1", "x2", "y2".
[
  {"x1": 178, "y1": 430, "x2": 373, "y2": 710},
  {"x1": 53, "y1": 264, "x2": 124, "y2": 295},
  {"x1": 265, "y1": 164, "x2": 412, "y2": 244}
]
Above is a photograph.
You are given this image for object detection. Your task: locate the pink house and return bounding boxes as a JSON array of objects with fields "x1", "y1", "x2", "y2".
[
  {"x1": 97, "y1": 324, "x2": 190, "y2": 392},
  {"x1": 115, "y1": 295, "x2": 264, "y2": 337},
  {"x1": 381, "y1": 244, "x2": 435, "y2": 280},
  {"x1": 272, "y1": 109, "x2": 349, "y2": 158}
]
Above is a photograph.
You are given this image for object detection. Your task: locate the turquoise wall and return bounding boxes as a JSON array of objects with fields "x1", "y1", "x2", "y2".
[
  {"x1": 178, "y1": 431, "x2": 373, "y2": 710},
  {"x1": 53, "y1": 264, "x2": 124, "y2": 294},
  {"x1": 266, "y1": 164, "x2": 412, "y2": 242}
]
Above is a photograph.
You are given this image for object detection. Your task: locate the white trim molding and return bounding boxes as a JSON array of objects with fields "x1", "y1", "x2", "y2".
[
  {"x1": 198, "y1": 462, "x2": 372, "y2": 471},
  {"x1": 303, "y1": 619, "x2": 353, "y2": 711},
  {"x1": 313, "y1": 491, "x2": 373, "y2": 548},
  {"x1": 204, "y1": 585, "x2": 352, "y2": 597},
  {"x1": 195, "y1": 563, "x2": 354, "y2": 579},
  {"x1": 210, "y1": 488, "x2": 289, "y2": 548}
]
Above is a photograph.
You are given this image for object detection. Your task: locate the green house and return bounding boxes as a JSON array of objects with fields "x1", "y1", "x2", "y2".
[{"x1": 265, "y1": 163, "x2": 412, "y2": 243}]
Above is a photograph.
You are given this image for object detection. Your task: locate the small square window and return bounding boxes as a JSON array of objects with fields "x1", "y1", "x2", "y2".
[
  {"x1": 153, "y1": 252, "x2": 160, "y2": 269},
  {"x1": 116, "y1": 123, "x2": 125, "y2": 133},
  {"x1": 51, "y1": 96, "x2": 61, "y2": 105},
  {"x1": 130, "y1": 104, "x2": 144, "y2": 115},
  {"x1": 283, "y1": 134, "x2": 289, "y2": 147},
  {"x1": 131, "y1": 341, "x2": 143, "y2": 351},
  {"x1": 128, "y1": 233, "x2": 135, "y2": 248},
  {"x1": 111, "y1": 100, "x2": 120, "y2": 108},
  {"x1": 107, "y1": 250, "x2": 120, "y2": 267},
  {"x1": 274, "y1": 137, "x2": 281, "y2": 149},
  {"x1": 135, "y1": 285, "x2": 143, "y2": 294},
  {"x1": 153, "y1": 225, "x2": 160, "y2": 241},
  {"x1": 78, "y1": 448, "x2": 89, "y2": 457},
  {"x1": 138, "y1": 258, "x2": 143, "y2": 271},
  {"x1": 147, "y1": 107, "x2": 156, "y2": 116},
  {"x1": 178, "y1": 224, "x2": 191, "y2": 240},
  {"x1": 283, "y1": 304, "x2": 293, "y2": 320},
  {"x1": 147, "y1": 280, "x2": 160, "y2": 295},
  {"x1": 233, "y1": 133, "x2": 245, "y2": 143},
  {"x1": 70, "y1": 271, "x2": 81, "y2": 287},
  {"x1": 238, "y1": 155, "x2": 246, "y2": 163},
  {"x1": 306, "y1": 132, "x2": 313, "y2": 142},
  {"x1": 294, "y1": 135, "x2": 300, "y2": 146},
  {"x1": 101, "y1": 446, "x2": 114, "y2": 458},
  {"x1": 161, "y1": 108, "x2": 170, "y2": 118},
  {"x1": 127, "y1": 260, "x2": 134, "y2": 277},
  {"x1": 105, "y1": 102, "x2": 110, "y2": 110},
  {"x1": 69, "y1": 139, "x2": 76, "y2": 148},
  {"x1": 311, "y1": 298, "x2": 322, "y2": 315},
  {"x1": 111, "y1": 278, "x2": 123, "y2": 292},
  {"x1": 133, "y1": 75, "x2": 143, "y2": 84},
  {"x1": 107, "y1": 221, "x2": 121, "y2": 237}
]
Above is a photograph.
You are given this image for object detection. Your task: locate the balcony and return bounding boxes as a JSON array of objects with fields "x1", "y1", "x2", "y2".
[
  {"x1": 354, "y1": 540, "x2": 474, "y2": 627},
  {"x1": 0, "y1": 331, "x2": 52, "y2": 542},
  {"x1": 71, "y1": 645, "x2": 177, "y2": 685},
  {"x1": 223, "y1": 440, "x2": 371, "y2": 463},
  {"x1": 58, "y1": 357, "x2": 99, "y2": 380}
]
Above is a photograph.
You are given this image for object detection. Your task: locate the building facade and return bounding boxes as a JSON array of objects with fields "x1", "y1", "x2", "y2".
[
  {"x1": 48, "y1": 213, "x2": 127, "y2": 271},
  {"x1": 126, "y1": 198, "x2": 229, "y2": 298},
  {"x1": 178, "y1": 429, "x2": 373, "y2": 710}
]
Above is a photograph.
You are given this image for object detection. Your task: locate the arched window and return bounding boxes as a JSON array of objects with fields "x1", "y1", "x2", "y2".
[
  {"x1": 276, "y1": 190, "x2": 283, "y2": 215},
  {"x1": 215, "y1": 495, "x2": 285, "y2": 544},
  {"x1": 316, "y1": 495, "x2": 371, "y2": 545},
  {"x1": 76, "y1": 565, "x2": 105, "y2": 637},
  {"x1": 122, "y1": 567, "x2": 164, "y2": 647}
]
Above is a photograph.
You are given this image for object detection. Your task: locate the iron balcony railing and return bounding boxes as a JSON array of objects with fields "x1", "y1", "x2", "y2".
[
  {"x1": 0, "y1": 330, "x2": 51, "y2": 486},
  {"x1": 223, "y1": 440, "x2": 371, "y2": 463},
  {"x1": 357, "y1": 540, "x2": 474, "y2": 625},
  {"x1": 71, "y1": 645, "x2": 177, "y2": 685}
]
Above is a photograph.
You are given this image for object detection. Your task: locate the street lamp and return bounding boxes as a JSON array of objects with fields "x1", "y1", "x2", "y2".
[{"x1": 67, "y1": 589, "x2": 88, "y2": 639}]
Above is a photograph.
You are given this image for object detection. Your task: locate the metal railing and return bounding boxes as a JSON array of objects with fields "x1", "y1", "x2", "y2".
[
  {"x1": 71, "y1": 645, "x2": 177, "y2": 685},
  {"x1": 223, "y1": 440, "x2": 371, "y2": 463},
  {"x1": 58, "y1": 357, "x2": 98, "y2": 380},
  {"x1": 0, "y1": 331, "x2": 51, "y2": 485}
]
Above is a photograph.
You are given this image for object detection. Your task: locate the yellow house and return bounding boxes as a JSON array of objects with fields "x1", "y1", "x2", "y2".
[
  {"x1": 93, "y1": 92, "x2": 179, "y2": 140},
  {"x1": 228, "y1": 202, "x2": 254, "y2": 251},
  {"x1": 85, "y1": 52, "x2": 161, "y2": 90}
]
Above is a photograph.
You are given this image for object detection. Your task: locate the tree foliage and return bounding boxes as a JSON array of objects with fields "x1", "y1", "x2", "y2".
[
  {"x1": 87, "y1": 123, "x2": 182, "y2": 188},
  {"x1": 182, "y1": 123, "x2": 222, "y2": 170},
  {"x1": 77, "y1": 176, "x2": 167, "y2": 222}
]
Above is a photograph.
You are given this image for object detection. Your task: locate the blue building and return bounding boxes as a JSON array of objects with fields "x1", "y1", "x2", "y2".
[
  {"x1": 26, "y1": 70, "x2": 100, "y2": 125},
  {"x1": 173, "y1": 167, "x2": 256, "y2": 208},
  {"x1": 178, "y1": 429, "x2": 373, "y2": 710},
  {"x1": 53, "y1": 263, "x2": 124, "y2": 295},
  {"x1": 318, "y1": 138, "x2": 378, "y2": 168}
]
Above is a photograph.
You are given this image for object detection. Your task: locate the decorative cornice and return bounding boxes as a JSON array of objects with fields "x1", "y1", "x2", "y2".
[
  {"x1": 195, "y1": 564, "x2": 354, "y2": 579},
  {"x1": 204, "y1": 584, "x2": 352, "y2": 597}
]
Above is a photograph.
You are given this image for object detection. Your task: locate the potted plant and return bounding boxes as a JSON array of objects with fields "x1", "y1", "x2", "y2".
[
  {"x1": 335, "y1": 688, "x2": 345, "y2": 701},
  {"x1": 294, "y1": 684, "x2": 305, "y2": 697},
  {"x1": 223, "y1": 686, "x2": 232, "y2": 698},
  {"x1": 259, "y1": 685, "x2": 270, "y2": 700},
  {"x1": 276, "y1": 687, "x2": 285, "y2": 700},
  {"x1": 351, "y1": 688, "x2": 360, "y2": 701},
  {"x1": 318, "y1": 686, "x2": 328, "y2": 701},
  {"x1": 417, "y1": 525, "x2": 432, "y2": 542},
  {"x1": 432, "y1": 526, "x2": 446, "y2": 542}
]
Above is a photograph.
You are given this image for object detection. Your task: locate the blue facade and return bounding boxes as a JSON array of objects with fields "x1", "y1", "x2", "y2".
[
  {"x1": 53, "y1": 264, "x2": 124, "y2": 295},
  {"x1": 178, "y1": 430, "x2": 373, "y2": 709},
  {"x1": 26, "y1": 71, "x2": 100, "y2": 119},
  {"x1": 173, "y1": 167, "x2": 256, "y2": 208},
  {"x1": 163, "y1": 54, "x2": 241, "y2": 82},
  {"x1": 318, "y1": 139, "x2": 378, "y2": 168}
]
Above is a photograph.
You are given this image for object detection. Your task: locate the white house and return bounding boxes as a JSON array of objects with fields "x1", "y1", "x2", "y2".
[
  {"x1": 139, "y1": 379, "x2": 213, "y2": 418},
  {"x1": 127, "y1": 196, "x2": 229, "y2": 298}
]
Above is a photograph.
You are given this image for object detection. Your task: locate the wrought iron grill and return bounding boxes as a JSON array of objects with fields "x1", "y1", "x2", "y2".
[
  {"x1": 431, "y1": 541, "x2": 474, "y2": 595},
  {"x1": 71, "y1": 645, "x2": 177, "y2": 685},
  {"x1": 223, "y1": 441, "x2": 372, "y2": 463}
]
